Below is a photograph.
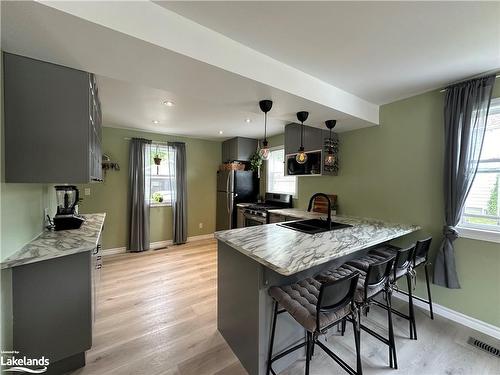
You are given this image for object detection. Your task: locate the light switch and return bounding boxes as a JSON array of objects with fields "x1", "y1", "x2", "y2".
[{"x1": 84, "y1": 188, "x2": 91, "y2": 196}]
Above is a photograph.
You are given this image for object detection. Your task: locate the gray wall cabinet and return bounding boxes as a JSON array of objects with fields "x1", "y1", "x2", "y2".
[
  {"x1": 3, "y1": 52, "x2": 102, "y2": 183},
  {"x1": 222, "y1": 137, "x2": 258, "y2": 162},
  {"x1": 284, "y1": 123, "x2": 323, "y2": 155}
]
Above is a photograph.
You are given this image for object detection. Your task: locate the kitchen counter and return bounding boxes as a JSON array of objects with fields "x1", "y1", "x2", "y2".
[
  {"x1": 215, "y1": 212, "x2": 420, "y2": 276},
  {"x1": 1, "y1": 213, "x2": 106, "y2": 269}
]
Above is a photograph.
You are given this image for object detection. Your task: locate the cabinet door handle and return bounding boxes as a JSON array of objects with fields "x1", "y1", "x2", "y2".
[
  {"x1": 96, "y1": 264, "x2": 102, "y2": 270},
  {"x1": 96, "y1": 256, "x2": 102, "y2": 261}
]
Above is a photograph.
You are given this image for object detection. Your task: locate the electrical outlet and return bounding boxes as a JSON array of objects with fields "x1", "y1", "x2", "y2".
[
  {"x1": 84, "y1": 188, "x2": 91, "y2": 196},
  {"x1": 199, "y1": 222, "x2": 203, "y2": 229}
]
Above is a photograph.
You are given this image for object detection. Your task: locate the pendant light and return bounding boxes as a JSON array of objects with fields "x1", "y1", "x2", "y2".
[
  {"x1": 295, "y1": 111, "x2": 309, "y2": 164},
  {"x1": 258, "y1": 100, "x2": 273, "y2": 160},
  {"x1": 324, "y1": 120, "x2": 336, "y2": 166}
]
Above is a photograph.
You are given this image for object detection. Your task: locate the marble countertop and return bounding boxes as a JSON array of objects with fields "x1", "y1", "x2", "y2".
[
  {"x1": 215, "y1": 211, "x2": 420, "y2": 276},
  {"x1": 1, "y1": 213, "x2": 106, "y2": 269}
]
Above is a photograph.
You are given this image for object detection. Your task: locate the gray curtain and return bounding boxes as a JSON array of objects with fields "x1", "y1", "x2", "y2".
[
  {"x1": 128, "y1": 138, "x2": 152, "y2": 252},
  {"x1": 434, "y1": 75, "x2": 495, "y2": 288},
  {"x1": 168, "y1": 142, "x2": 187, "y2": 244}
]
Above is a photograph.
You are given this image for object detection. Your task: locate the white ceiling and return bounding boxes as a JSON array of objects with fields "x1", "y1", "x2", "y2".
[
  {"x1": 96, "y1": 75, "x2": 288, "y2": 138},
  {"x1": 2, "y1": 1, "x2": 499, "y2": 141},
  {"x1": 160, "y1": 1, "x2": 500, "y2": 105},
  {"x1": 1, "y1": 1, "x2": 378, "y2": 140}
]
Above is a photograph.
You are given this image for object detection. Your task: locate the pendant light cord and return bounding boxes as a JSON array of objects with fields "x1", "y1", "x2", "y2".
[
  {"x1": 300, "y1": 121, "x2": 304, "y2": 147},
  {"x1": 264, "y1": 112, "x2": 267, "y2": 141}
]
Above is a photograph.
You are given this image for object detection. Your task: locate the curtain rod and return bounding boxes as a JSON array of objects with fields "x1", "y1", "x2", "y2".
[
  {"x1": 123, "y1": 137, "x2": 170, "y2": 145},
  {"x1": 439, "y1": 72, "x2": 500, "y2": 93}
]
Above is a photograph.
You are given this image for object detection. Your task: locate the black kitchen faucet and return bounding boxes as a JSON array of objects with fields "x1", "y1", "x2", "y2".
[{"x1": 307, "y1": 193, "x2": 332, "y2": 230}]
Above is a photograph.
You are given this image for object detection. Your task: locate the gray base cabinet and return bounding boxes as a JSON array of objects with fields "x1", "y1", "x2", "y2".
[
  {"x1": 3, "y1": 52, "x2": 102, "y2": 183},
  {"x1": 12, "y1": 252, "x2": 92, "y2": 374}
]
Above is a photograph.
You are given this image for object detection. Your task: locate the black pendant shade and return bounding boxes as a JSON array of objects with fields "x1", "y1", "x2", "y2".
[
  {"x1": 296, "y1": 111, "x2": 309, "y2": 124},
  {"x1": 259, "y1": 100, "x2": 273, "y2": 114}
]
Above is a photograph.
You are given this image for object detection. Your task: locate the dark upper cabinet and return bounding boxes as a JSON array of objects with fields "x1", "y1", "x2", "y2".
[
  {"x1": 3, "y1": 52, "x2": 102, "y2": 183},
  {"x1": 284, "y1": 123, "x2": 323, "y2": 154},
  {"x1": 222, "y1": 137, "x2": 258, "y2": 162}
]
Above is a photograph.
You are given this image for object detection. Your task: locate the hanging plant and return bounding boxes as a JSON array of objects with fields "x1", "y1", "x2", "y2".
[
  {"x1": 153, "y1": 145, "x2": 162, "y2": 174},
  {"x1": 249, "y1": 152, "x2": 263, "y2": 176}
]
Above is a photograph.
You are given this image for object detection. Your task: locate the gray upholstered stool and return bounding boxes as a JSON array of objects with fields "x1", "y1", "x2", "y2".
[
  {"x1": 267, "y1": 273, "x2": 362, "y2": 375},
  {"x1": 318, "y1": 257, "x2": 398, "y2": 369},
  {"x1": 357, "y1": 245, "x2": 418, "y2": 339},
  {"x1": 371, "y1": 237, "x2": 434, "y2": 320}
]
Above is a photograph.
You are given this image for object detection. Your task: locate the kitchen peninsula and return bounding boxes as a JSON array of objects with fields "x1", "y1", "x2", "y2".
[{"x1": 215, "y1": 211, "x2": 419, "y2": 375}]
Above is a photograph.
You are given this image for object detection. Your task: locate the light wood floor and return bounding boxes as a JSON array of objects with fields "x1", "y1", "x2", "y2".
[{"x1": 72, "y1": 239, "x2": 499, "y2": 375}]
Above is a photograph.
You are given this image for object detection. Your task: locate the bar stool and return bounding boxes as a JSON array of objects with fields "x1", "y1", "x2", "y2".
[
  {"x1": 371, "y1": 237, "x2": 434, "y2": 319},
  {"x1": 267, "y1": 272, "x2": 362, "y2": 375},
  {"x1": 356, "y1": 245, "x2": 417, "y2": 339},
  {"x1": 317, "y1": 257, "x2": 397, "y2": 369}
]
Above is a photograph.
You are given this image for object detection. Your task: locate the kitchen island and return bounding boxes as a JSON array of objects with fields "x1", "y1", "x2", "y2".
[{"x1": 215, "y1": 212, "x2": 419, "y2": 375}]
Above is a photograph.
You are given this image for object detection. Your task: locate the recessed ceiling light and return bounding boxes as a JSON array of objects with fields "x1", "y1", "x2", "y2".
[
  {"x1": 152, "y1": 120, "x2": 160, "y2": 124},
  {"x1": 163, "y1": 100, "x2": 175, "y2": 107},
  {"x1": 219, "y1": 130, "x2": 224, "y2": 134},
  {"x1": 245, "y1": 118, "x2": 251, "y2": 123}
]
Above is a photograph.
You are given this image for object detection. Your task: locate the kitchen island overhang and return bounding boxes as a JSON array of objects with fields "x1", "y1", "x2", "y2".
[{"x1": 215, "y1": 215, "x2": 420, "y2": 375}]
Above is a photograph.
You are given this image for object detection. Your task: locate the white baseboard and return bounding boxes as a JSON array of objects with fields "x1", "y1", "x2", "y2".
[
  {"x1": 102, "y1": 233, "x2": 214, "y2": 257},
  {"x1": 393, "y1": 291, "x2": 500, "y2": 340}
]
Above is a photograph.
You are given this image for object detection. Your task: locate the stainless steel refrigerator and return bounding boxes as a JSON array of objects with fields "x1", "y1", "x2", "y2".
[{"x1": 216, "y1": 170, "x2": 258, "y2": 230}]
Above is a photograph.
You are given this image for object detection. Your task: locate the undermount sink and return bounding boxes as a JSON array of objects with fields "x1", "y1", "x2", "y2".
[{"x1": 278, "y1": 218, "x2": 353, "y2": 234}]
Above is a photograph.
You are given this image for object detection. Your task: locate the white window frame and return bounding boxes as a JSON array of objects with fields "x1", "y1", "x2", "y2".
[
  {"x1": 149, "y1": 143, "x2": 175, "y2": 208},
  {"x1": 457, "y1": 97, "x2": 500, "y2": 243},
  {"x1": 266, "y1": 146, "x2": 297, "y2": 197}
]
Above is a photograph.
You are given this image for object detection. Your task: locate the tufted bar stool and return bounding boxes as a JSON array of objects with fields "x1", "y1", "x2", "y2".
[
  {"x1": 267, "y1": 272, "x2": 362, "y2": 375},
  {"x1": 317, "y1": 257, "x2": 398, "y2": 369},
  {"x1": 371, "y1": 237, "x2": 434, "y2": 320},
  {"x1": 355, "y1": 245, "x2": 417, "y2": 339}
]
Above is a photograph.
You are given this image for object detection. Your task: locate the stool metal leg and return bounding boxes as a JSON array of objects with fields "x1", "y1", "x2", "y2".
[
  {"x1": 386, "y1": 290, "x2": 398, "y2": 369},
  {"x1": 305, "y1": 332, "x2": 312, "y2": 375},
  {"x1": 406, "y1": 273, "x2": 417, "y2": 340},
  {"x1": 341, "y1": 318, "x2": 347, "y2": 336},
  {"x1": 424, "y1": 264, "x2": 434, "y2": 319},
  {"x1": 352, "y1": 309, "x2": 363, "y2": 375},
  {"x1": 267, "y1": 301, "x2": 279, "y2": 375}
]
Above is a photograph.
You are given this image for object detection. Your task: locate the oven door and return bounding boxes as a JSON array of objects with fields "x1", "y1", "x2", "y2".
[{"x1": 243, "y1": 212, "x2": 266, "y2": 227}]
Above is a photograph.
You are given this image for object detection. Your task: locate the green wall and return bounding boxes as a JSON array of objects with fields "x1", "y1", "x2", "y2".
[
  {"x1": 77, "y1": 126, "x2": 221, "y2": 250},
  {"x1": 264, "y1": 79, "x2": 500, "y2": 327}
]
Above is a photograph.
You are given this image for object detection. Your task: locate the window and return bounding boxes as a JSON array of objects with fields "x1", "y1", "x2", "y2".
[
  {"x1": 148, "y1": 143, "x2": 176, "y2": 206},
  {"x1": 459, "y1": 97, "x2": 500, "y2": 241},
  {"x1": 267, "y1": 147, "x2": 296, "y2": 195}
]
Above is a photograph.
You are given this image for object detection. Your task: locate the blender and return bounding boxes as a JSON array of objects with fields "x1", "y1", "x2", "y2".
[{"x1": 53, "y1": 185, "x2": 85, "y2": 231}]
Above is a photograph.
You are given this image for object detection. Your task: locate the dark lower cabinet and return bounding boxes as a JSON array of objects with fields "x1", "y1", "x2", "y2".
[
  {"x1": 10, "y1": 244, "x2": 102, "y2": 375},
  {"x1": 12, "y1": 252, "x2": 92, "y2": 374}
]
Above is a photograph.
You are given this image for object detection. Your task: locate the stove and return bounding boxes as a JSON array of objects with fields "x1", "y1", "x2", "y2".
[{"x1": 243, "y1": 193, "x2": 292, "y2": 226}]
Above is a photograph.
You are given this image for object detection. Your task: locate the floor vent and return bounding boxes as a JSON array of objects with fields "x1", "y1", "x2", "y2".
[{"x1": 467, "y1": 337, "x2": 500, "y2": 357}]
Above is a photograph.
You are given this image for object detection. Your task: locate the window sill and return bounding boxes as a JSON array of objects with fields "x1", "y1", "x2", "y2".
[
  {"x1": 150, "y1": 203, "x2": 172, "y2": 208},
  {"x1": 456, "y1": 226, "x2": 500, "y2": 244}
]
